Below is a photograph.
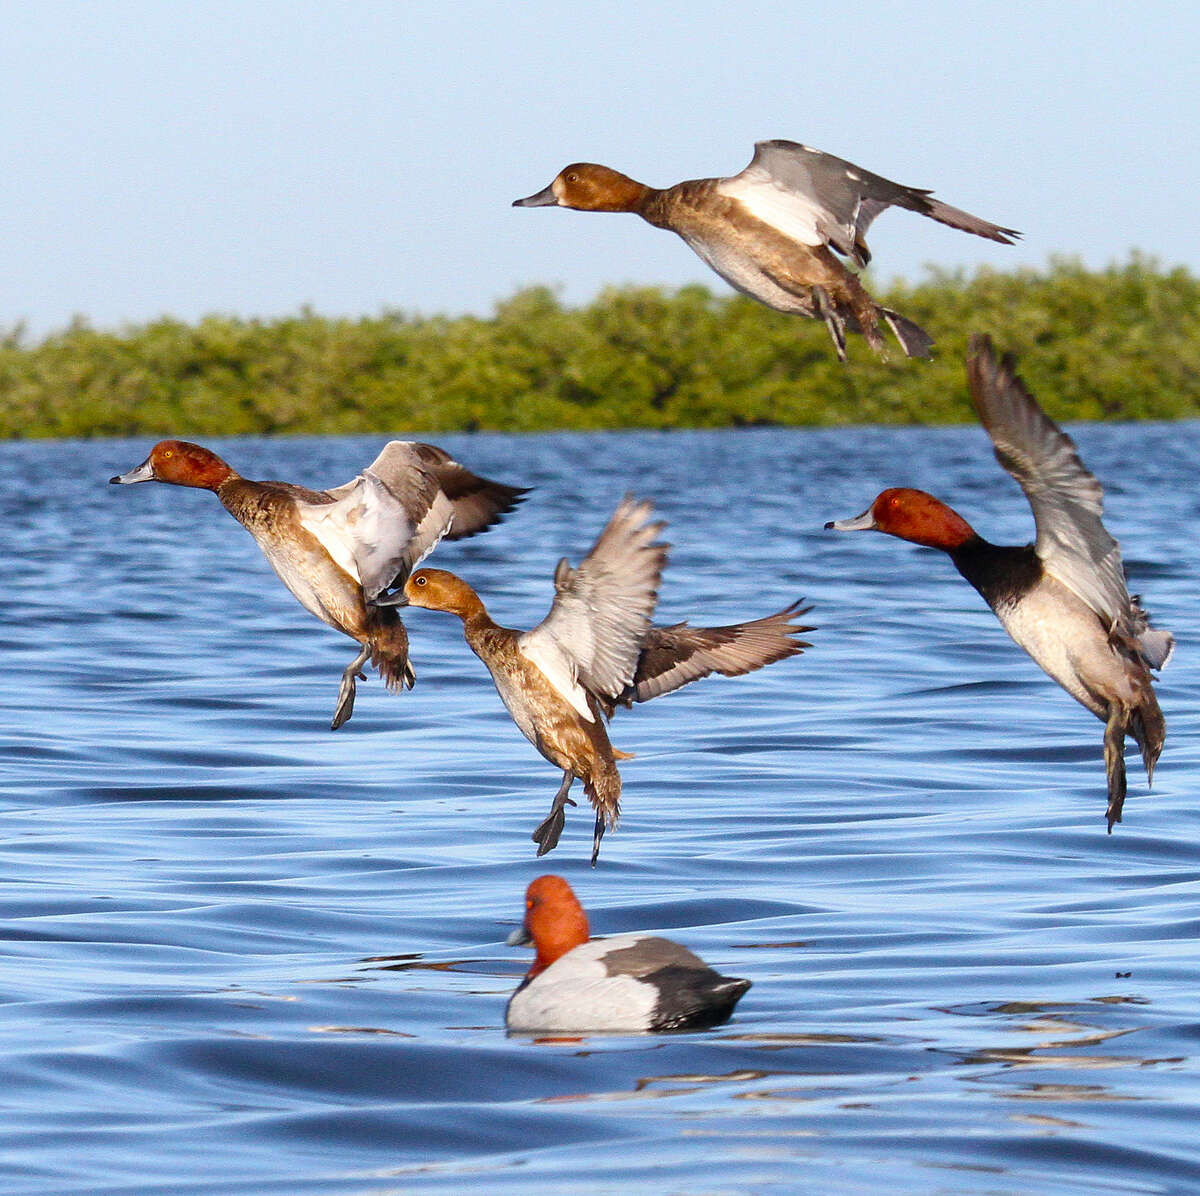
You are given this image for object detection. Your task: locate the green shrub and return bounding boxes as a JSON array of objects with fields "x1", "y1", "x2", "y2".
[{"x1": 0, "y1": 255, "x2": 1194, "y2": 439}]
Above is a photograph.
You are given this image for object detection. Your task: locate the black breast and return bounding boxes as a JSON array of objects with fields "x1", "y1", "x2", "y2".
[{"x1": 950, "y1": 538, "x2": 1043, "y2": 611}]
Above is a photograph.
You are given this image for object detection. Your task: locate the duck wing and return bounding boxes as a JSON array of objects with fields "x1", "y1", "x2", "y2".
[
  {"x1": 327, "y1": 441, "x2": 527, "y2": 540},
  {"x1": 735, "y1": 141, "x2": 1019, "y2": 268},
  {"x1": 385, "y1": 441, "x2": 529, "y2": 540},
  {"x1": 311, "y1": 441, "x2": 526, "y2": 603},
  {"x1": 601, "y1": 600, "x2": 815, "y2": 714},
  {"x1": 519, "y1": 496, "x2": 668, "y2": 706},
  {"x1": 299, "y1": 450, "x2": 452, "y2": 603},
  {"x1": 966, "y1": 334, "x2": 1138, "y2": 635}
]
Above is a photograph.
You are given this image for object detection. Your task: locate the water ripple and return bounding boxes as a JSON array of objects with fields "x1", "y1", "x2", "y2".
[{"x1": 2, "y1": 428, "x2": 1200, "y2": 1194}]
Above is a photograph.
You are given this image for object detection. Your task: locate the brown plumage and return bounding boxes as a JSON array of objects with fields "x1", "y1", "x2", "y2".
[
  {"x1": 599, "y1": 600, "x2": 814, "y2": 716},
  {"x1": 404, "y1": 497, "x2": 814, "y2": 862},
  {"x1": 111, "y1": 438, "x2": 527, "y2": 728},
  {"x1": 514, "y1": 141, "x2": 1018, "y2": 361}
]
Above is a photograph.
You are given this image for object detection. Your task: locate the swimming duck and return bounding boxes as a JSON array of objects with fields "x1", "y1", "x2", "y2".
[
  {"x1": 827, "y1": 334, "x2": 1173, "y2": 829},
  {"x1": 403, "y1": 496, "x2": 812, "y2": 862},
  {"x1": 505, "y1": 874, "x2": 751, "y2": 1033},
  {"x1": 514, "y1": 140, "x2": 1018, "y2": 361},
  {"x1": 111, "y1": 439, "x2": 526, "y2": 729}
]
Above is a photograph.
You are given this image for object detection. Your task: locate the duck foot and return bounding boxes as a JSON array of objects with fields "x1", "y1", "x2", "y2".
[
  {"x1": 331, "y1": 644, "x2": 372, "y2": 731},
  {"x1": 532, "y1": 772, "x2": 576, "y2": 857},
  {"x1": 812, "y1": 286, "x2": 847, "y2": 362},
  {"x1": 1104, "y1": 706, "x2": 1128, "y2": 833},
  {"x1": 590, "y1": 813, "x2": 606, "y2": 867}
]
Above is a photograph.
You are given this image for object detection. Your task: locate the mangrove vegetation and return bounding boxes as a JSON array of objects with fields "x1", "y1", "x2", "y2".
[{"x1": 0, "y1": 255, "x2": 1196, "y2": 440}]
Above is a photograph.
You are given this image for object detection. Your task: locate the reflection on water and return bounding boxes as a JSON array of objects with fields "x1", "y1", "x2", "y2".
[{"x1": 3, "y1": 428, "x2": 1200, "y2": 1194}]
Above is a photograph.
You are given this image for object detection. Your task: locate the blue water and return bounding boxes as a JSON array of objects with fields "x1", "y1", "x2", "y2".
[{"x1": 3, "y1": 424, "x2": 1200, "y2": 1195}]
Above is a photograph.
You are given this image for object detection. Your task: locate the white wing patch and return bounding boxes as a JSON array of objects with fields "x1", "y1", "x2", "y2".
[
  {"x1": 298, "y1": 470, "x2": 434, "y2": 601},
  {"x1": 717, "y1": 176, "x2": 824, "y2": 246},
  {"x1": 517, "y1": 634, "x2": 594, "y2": 721}
]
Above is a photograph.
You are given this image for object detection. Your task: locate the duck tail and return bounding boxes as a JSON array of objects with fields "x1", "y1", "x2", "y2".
[
  {"x1": 583, "y1": 762, "x2": 622, "y2": 830},
  {"x1": 367, "y1": 610, "x2": 415, "y2": 692},
  {"x1": 611, "y1": 747, "x2": 636, "y2": 761},
  {"x1": 880, "y1": 308, "x2": 934, "y2": 359}
]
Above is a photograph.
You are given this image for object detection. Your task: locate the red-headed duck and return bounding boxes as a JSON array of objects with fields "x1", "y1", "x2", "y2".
[
  {"x1": 403, "y1": 497, "x2": 812, "y2": 862},
  {"x1": 111, "y1": 440, "x2": 526, "y2": 729},
  {"x1": 505, "y1": 875, "x2": 751, "y2": 1033},
  {"x1": 515, "y1": 140, "x2": 1018, "y2": 362},
  {"x1": 827, "y1": 334, "x2": 1173, "y2": 830}
]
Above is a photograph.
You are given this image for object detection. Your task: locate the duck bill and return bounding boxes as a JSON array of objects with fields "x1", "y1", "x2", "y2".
[
  {"x1": 368, "y1": 588, "x2": 409, "y2": 608},
  {"x1": 109, "y1": 458, "x2": 155, "y2": 484},
  {"x1": 512, "y1": 183, "x2": 558, "y2": 208},
  {"x1": 506, "y1": 924, "x2": 533, "y2": 947},
  {"x1": 825, "y1": 508, "x2": 877, "y2": 532}
]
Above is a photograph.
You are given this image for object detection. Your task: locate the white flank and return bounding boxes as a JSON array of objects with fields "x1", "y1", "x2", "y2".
[{"x1": 717, "y1": 176, "x2": 824, "y2": 246}]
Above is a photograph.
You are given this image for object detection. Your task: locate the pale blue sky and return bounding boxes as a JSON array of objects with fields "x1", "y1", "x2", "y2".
[{"x1": 1, "y1": 1, "x2": 1194, "y2": 337}]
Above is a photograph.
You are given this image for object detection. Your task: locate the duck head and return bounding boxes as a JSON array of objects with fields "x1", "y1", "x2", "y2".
[
  {"x1": 110, "y1": 440, "x2": 235, "y2": 491},
  {"x1": 513, "y1": 163, "x2": 649, "y2": 212},
  {"x1": 826, "y1": 487, "x2": 977, "y2": 551},
  {"x1": 506, "y1": 874, "x2": 590, "y2": 977},
  {"x1": 403, "y1": 568, "x2": 487, "y2": 620}
]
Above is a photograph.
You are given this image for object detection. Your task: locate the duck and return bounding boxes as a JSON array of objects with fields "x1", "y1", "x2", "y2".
[
  {"x1": 826, "y1": 334, "x2": 1173, "y2": 830},
  {"x1": 505, "y1": 874, "x2": 751, "y2": 1033},
  {"x1": 402, "y1": 496, "x2": 812, "y2": 862},
  {"x1": 110, "y1": 439, "x2": 526, "y2": 729},
  {"x1": 514, "y1": 139, "x2": 1018, "y2": 362}
]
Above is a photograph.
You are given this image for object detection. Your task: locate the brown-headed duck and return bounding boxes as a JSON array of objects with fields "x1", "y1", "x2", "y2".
[
  {"x1": 827, "y1": 334, "x2": 1173, "y2": 829},
  {"x1": 515, "y1": 140, "x2": 1018, "y2": 361},
  {"x1": 111, "y1": 439, "x2": 526, "y2": 729},
  {"x1": 505, "y1": 875, "x2": 750, "y2": 1033},
  {"x1": 403, "y1": 496, "x2": 813, "y2": 862}
]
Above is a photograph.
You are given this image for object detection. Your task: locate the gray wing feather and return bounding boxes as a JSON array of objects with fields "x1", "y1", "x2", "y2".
[
  {"x1": 300, "y1": 466, "x2": 448, "y2": 603},
  {"x1": 327, "y1": 440, "x2": 526, "y2": 541},
  {"x1": 966, "y1": 335, "x2": 1130, "y2": 628},
  {"x1": 401, "y1": 441, "x2": 528, "y2": 540},
  {"x1": 620, "y1": 600, "x2": 814, "y2": 707},
  {"x1": 318, "y1": 440, "x2": 525, "y2": 600},
  {"x1": 523, "y1": 496, "x2": 669, "y2": 699},
  {"x1": 745, "y1": 140, "x2": 1019, "y2": 267}
]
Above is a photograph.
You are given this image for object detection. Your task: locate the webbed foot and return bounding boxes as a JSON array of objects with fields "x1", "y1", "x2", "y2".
[
  {"x1": 590, "y1": 813, "x2": 606, "y2": 867},
  {"x1": 331, "y1": 644, "x2": 372, "y2": 731},
  {"x1": 813, "y1": 286, "x2": 847, "y2": 362},
  {"x1": 531, "y1": 773, "x2": 576, "y2": 857},
  {"x1": 1104, "y1": 707, "x2": 1129, "y2": 832}
]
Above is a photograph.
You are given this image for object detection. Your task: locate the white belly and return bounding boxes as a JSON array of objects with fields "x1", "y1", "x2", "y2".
[{"x1": 992, "y1": 581, "x2": 1134, "y2": 715}]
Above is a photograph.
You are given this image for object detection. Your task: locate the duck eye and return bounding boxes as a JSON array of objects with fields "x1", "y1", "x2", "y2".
[
  {"x1": 414, "y1": 575, "x2": 427, "y2": 587},
  {"x1": 565, "y1": 172, "x2": 579, "y2": 183}
]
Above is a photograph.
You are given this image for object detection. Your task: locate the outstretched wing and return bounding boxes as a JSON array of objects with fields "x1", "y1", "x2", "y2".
[
  {"x1": 395, "y1": 441, "x2": 529, "y2": 540},
  {"x1": 607, "y1": 600, "x2": 815, "y2": 712},
  {"x1": 299, "y1": 454, "x2": 451, "y2": 603},
  {"x1": 519, "y1": 496, "x2": 668, "y2": 708},
  {"x1": 312, "y1": 440, "x2": 525, "y2": 602},
  {"x1": 966, "y1": 334, "x2": 1130, "y2": 629},
  {"x1": 730, "y1": 141, "x2": 1019, "y2": 267}
]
